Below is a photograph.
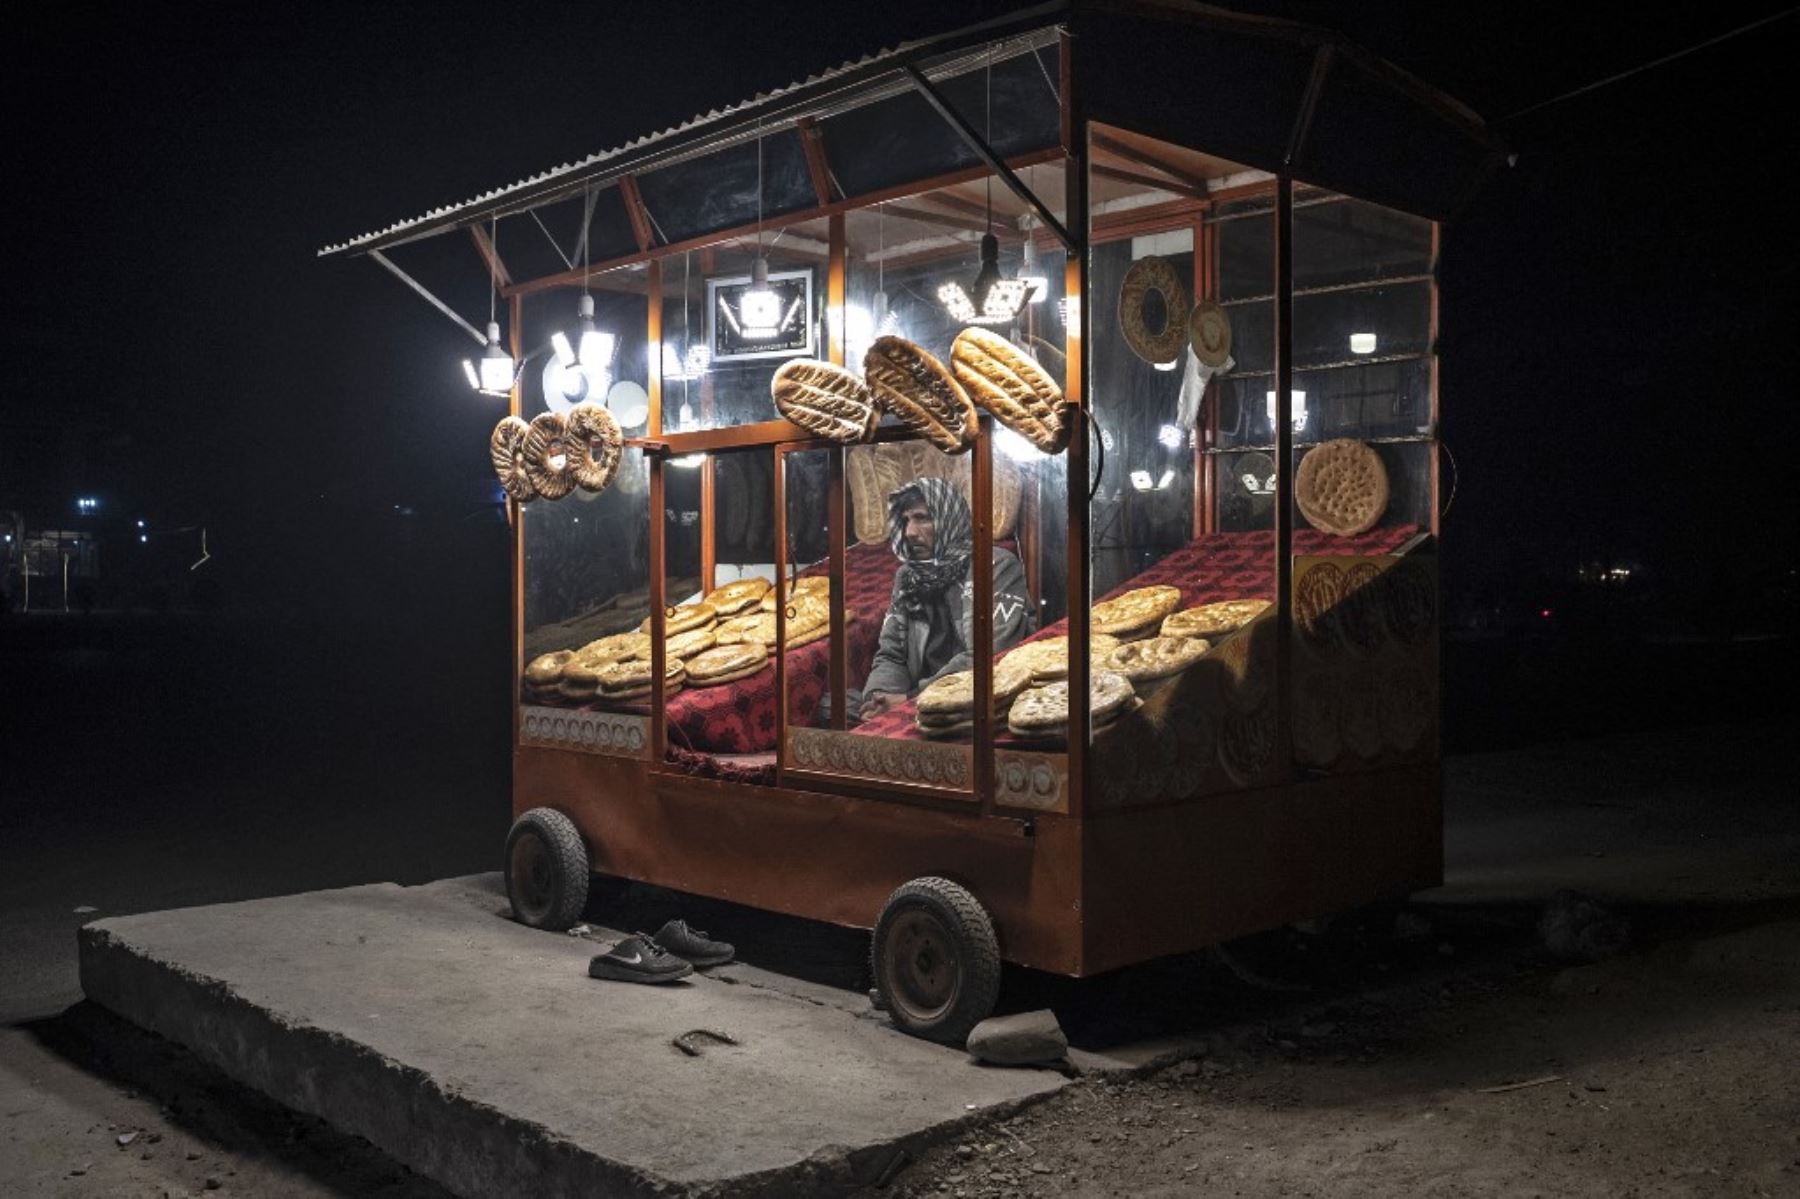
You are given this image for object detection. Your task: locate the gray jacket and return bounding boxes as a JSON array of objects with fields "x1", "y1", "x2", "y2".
[{"x1": 864, "y1": 547, "x2": 1035, "y2": 697}]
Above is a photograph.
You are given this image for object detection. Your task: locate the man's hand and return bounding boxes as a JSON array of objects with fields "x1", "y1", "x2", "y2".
[{"x1": 860, "y1": 691, "x2": 903, "y2": 719}]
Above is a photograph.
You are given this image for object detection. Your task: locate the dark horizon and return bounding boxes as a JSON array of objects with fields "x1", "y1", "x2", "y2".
[{"x1": 3, "y1": 2, "x2": 1795, "y2": 626}]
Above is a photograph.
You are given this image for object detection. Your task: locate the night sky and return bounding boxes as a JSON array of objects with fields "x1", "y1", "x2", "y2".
[{"x1": 5, "y1": 1, "x2": 1795, "y2": 622}]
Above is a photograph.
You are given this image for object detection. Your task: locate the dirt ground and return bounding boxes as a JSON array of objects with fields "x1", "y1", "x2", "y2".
[{"x1": 866, "y1": 913, "x2": 1800, "y2": 1199}]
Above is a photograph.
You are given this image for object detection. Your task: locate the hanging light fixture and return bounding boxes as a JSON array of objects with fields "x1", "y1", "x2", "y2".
[
  {"x1": 938, "y1": 49, "x2": 1037, "y2": 327},
  {"x1": 737, "y1": 123, "x2": 783, "y2": 338},
  {"x1": 464, "y1": 215, "x2": 515, "y2": 397}
]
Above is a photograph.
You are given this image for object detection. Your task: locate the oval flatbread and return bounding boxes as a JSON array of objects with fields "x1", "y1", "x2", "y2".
[
  {"x1": 1162, "y1": 598, "x2": 1271, "y2": 640},
  {"x1": 915, "y1": 658, "x2": 1034, "y2": 717},
  {"x1": 489, "y1": 416, "x2": 538, "y2": 503},
  {"x1": 1107, "y1": 635, "x2": 1208, "y2": 686},
  {"x1": 1007, "y1": 671, "x2": 1135, "y2": 736},
  {"x1": 1000, "y1": 634, "x2": 1122, "y2": 685},
  {"x1": 685, "y1": 643, "x2": 771, "y2": 687},
  {"x1": 523, "y1": 651, "x2": 572, "y2": 686},
  {"x1": 664, "y1": 627, "x2": 717, "y2": 660},
  {"x1": 772, "y1": 359, "x2": 880, "y2": 444},
  {"x1": 573, "y1": 631, "x2": 650, "y2": 666},
  {"x1": 643, "y1": 602, "x2": 718, "y2": 636},
  {"x1": 863, "y1": 336, "x2": 977, "y2": 455},
  {"x1": 1295, "y1": 439, "x2": 1389, "y2": 537},
  {"x1": 950, "y1": 327, "x2": 1067, "y2": 453},
  {"x1": 522, "y1": 412, "x2": 577, "y2": 500},
  {"x1": 703, "y1": 578, "x2": 771, "y2": 616},
  {"x1": 1091, "y1": 585, "x2": 1183, "y2": 638}
]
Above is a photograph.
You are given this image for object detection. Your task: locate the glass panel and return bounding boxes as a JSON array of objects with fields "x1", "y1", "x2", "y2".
[
  {"x1": 662, "y1": 447, "x2": 783, "y2": 763},
  {"x1": 1288, "y1": 183, "x2": 1440, "y2": 775},
  {"x1": 659, "y1": 218, "x2": 832, "y2": 431},
  {"x1": 1085, "y1": 126, "x2": 1278, "y2": 804},
  {"x1": 516, "y1": 286, "x2": 654, "y2": 749}
]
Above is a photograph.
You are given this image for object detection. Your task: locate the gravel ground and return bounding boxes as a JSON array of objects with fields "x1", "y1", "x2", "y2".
[{"x1": 864, "y1": 913, "x2": 1800, "y2": 1199}]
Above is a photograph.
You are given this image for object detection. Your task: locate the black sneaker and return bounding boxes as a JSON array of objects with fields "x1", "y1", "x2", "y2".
[
  {"x1": 586, "y1": 935, "x2": 694, "y2": 984},
  {"x1": 651, "y1": 919, "x2": 735, "y2": 968}
]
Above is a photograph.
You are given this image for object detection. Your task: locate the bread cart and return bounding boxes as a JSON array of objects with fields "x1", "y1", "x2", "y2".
[{"x1": 321, "y1": 1, "x2": 1505, "y2": 1042}]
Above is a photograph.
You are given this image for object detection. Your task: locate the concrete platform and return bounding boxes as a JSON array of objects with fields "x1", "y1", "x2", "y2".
[{"x1": 77, "y1": 875, "x2": 1100, "y2": 1198}]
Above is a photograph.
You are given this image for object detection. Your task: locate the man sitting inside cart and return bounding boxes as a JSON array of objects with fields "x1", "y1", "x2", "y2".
[{"x1": 854, "y1": 477, "x2": 1034, "y2": 723}]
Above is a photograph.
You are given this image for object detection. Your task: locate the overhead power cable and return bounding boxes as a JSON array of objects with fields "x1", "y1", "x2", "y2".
[{"x1": 1502, "y1": 6, "x2": 1797, "y2": 121}]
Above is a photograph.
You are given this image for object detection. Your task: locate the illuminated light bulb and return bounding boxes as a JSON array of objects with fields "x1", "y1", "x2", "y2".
[
  {"x1": 475, "y1": 321, "x2": 514, "y2": 395},
  {"x1": 669, "y1": 453, "x2": 707, "y2": 469},
  {"x1": 1129, "y1": 469, "x2": 1154, "y2": 492},
  {"x1": 1264, "y1": 389, "x2": 1310, "y2": 433},
  {"x1": 661, "y1": 342, "x2": 683, "y2": 380},
  {"x1": 872, "y1": 289, "x2": 901, "y2": 335},
  {"x1": 940, "y1": 233, "x2": 1036, "y2": 327},
  {"x1": 1153, "y1": 357, "x2": 1179, "y2": 372},
  {"x1": 684, "y1": 344, "x2": 710, "y2": 377},
  {"x1": 575, "y1": 294, "x2": 615, "y2": 372},
  {"x1": 139, "y1": 534, "x2": 148, "y2": 544},
  {"x1": 606, "y1": 381, "x2": 650, "y2": 429},
  {"x1": 740, "y1": 257, "x2": 781, "y2": 338},
  {"x1": 1349, "y1": 332, "x2": 1377, "y2": 355},
  {"x1": 1155, "y1": 468, "x2": 1175, "y2": 490},
  {"x1": 1157, "y1": 424, "x2": 1186, "y2": 451},
  {"x1": 551, "y1": 331, "x2": 576, "y2": 368},
  {"x1": 461, "y1": 359, "x2": 481, "y2": 389}
]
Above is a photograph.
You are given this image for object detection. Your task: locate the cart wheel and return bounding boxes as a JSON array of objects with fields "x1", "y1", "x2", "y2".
[
  {"x1": 870, "y1": 877, "x2": 1001, "y2": 1045},
  {"x1": 504, "y1": 808, "x2": 589, "y2": 931}
]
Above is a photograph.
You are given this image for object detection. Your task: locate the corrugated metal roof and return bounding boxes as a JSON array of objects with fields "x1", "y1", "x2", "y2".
[{"x1": 317, "y1": 5, "x2": 1069, "y2": 258}]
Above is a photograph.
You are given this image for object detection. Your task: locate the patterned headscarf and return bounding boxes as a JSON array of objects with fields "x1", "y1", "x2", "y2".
[{"x1": 887, "y1": 476, "x2": 972, "y2": 612}]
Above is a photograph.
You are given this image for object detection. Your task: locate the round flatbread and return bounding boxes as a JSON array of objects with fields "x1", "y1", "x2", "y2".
[
  {"x1": 1107, "y1": 635, "x2": 1209, "y2": 686},
  {"x1": 1187, "y1": 299, "x2": 1232, "y2": 368},
  {"x1": 1118, "y1": 257, "x2": 1188, "y2": 366},
  {"x1": 915, "y1": 658, "x2": 1034, "y2": 717},
  {"x1": 685, "y1": 643, "x2": 771, "y2": 687},
  {"x1": 1001, "y1": 634, "x2": 1123, "y2": 685},
  {"x1": 1007, "y1": 671, "x2": 1135, "y2": 736},
  {"x1": 1295, "y1": 439, "x2": 1390, "y2": 537},
  {"x1": 1091, "y1": 585, "x2": 1183, "y2": 638},
  {"x1": 703, "y1": 578, "x2": 771, "y2": 616},
  {"x1": 1294, "y1": 563, "x2": 1345, "y2": 651},
  {"x1": 524, "y1": 651, "x2": 572, "y2": 686},
  {"x1": 664, "y1": 627, "x2": 717, "y2": 660},
  {"x1": 1162, "y1": 598, "x2": 1271, "y2": 640},
  {"x1": 643, "y1": 602, "x2": 718, "y2": 636},
  {"x1": 595, "y1": 656, "x2": 685, "y2": 694},
  {"x1": 917, "y1": 718, "x2": 974, "y2": 740},
  {"x1": 573, "y1": 631, "x2": 650, "y2": 666}
]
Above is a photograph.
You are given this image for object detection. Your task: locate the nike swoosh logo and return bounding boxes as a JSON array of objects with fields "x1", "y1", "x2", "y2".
[{"x1": 613, "y1": 952, "x2": 643, "y2": 965}]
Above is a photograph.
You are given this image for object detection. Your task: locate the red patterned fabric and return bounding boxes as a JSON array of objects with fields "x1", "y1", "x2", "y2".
[
  {"x1": 660, "y1": 543, "x2": 899, "y2": 755},
  {"x1": 856, "y1": 525, "x2": 1423, "y2": 741}
]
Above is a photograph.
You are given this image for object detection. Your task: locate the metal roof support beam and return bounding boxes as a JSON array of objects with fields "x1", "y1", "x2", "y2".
[
  {"x1": 368, "y1": 251, "x2": 486, "y2": 346},
  {"x1": 796, "y1": 117, "x2": 836, "y2": 205},
  {"x1": 901, "y1": 64, "x2": 1073, "y2": 252},
  {"x1": 1090, "y1": 129, "x2": 1211, "y2": 192},
  {"x1": 1090, "y1": 163, "x2": 1207, "y2": 201},
  {"x1": 468, "y1": 225, "x2": 512, "y2": 289},
  {"x1": 883, "y1": 203, "x2": 1021, "y2": 238},
  {"x1": 618, "y1": 175, "x2": 657, "y2": 254}
]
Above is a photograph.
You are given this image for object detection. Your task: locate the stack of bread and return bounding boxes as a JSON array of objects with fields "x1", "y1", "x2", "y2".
[
  {"x1": 1007, "y1": 671, "x2": 1138, "y2": 741},
  {"x1": 912, "y1": 658, "x2": 1033, "y2": 739},
  {"x1": 717, "y1": 589, "x2": 842, "y2": 657},
  {"x1": 1105, "y1": 635, "x2": 1210, "y2": 695}
]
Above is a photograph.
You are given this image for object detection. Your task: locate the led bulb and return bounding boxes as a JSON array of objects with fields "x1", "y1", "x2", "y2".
[
  {"x1": 1264, "y1": 390, "x2": 1309, "y2": 433},
  {"x1": 477, "y1": 322, "x2": 514, "y2": 394},
  {"x1": 1349, "y1": 332, "x2": 1377, "y2": 355},
  {"x1": 551, "y1": 331, "x2": 576, "y2": 368}
]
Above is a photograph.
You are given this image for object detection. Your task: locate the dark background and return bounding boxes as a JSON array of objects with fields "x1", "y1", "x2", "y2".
[{"x1": 1, "y1": 2, "x2": 1795, "y2": 951}]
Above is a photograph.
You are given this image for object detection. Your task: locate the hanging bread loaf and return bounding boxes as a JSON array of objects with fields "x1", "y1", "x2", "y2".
[
  {"x1": 1118, "y1": 256, "x2": 1189, "y2": 366},
  {"x1": 489, "y1": 416, "x2": 538, "y2": 503},
  {"x1": 1295, "y1": 438, "x2": 1390, "y2": 536},
  {"x1": 862, "y1": 336, "x2": 977, "y2": 455},
  {"x1": 949, "y1": 327, "x2": 1071, "y2": 454},
  {"x1": 565, "y1": 402, "x2": 623, "y2": 493},
  {"x1": 522, "y1": 412, "x2": 577, "y2": 500},
  {"x1": 771, "y1": 359, "x2": 880, "y2": 444}
]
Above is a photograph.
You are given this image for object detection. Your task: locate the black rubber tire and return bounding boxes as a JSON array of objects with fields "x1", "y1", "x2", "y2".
[
  {"x1": 504, "y1": 807, "x2": 590, "y2": 931},
  {"x1": 870, "y1": 876, "x2": 1001, "y2": 1045}
]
